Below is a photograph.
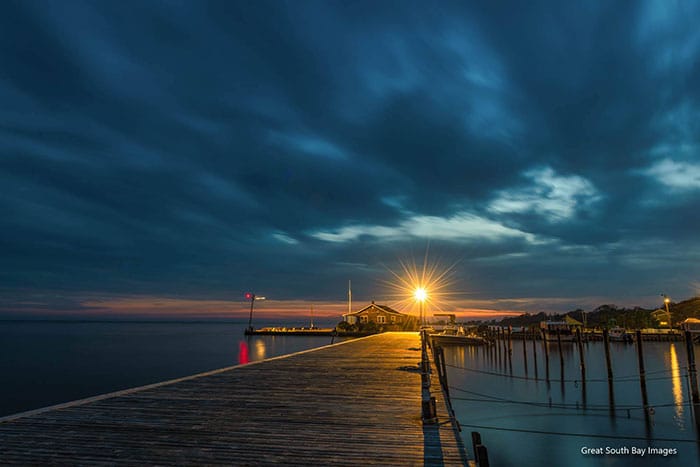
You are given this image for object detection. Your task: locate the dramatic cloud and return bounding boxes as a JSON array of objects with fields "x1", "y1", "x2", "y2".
[{"x1": 1, "y1": 0, "x2": 699, "y2": 317}]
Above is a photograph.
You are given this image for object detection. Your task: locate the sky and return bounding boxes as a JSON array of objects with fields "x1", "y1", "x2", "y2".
[{"x1": 1, "y1": 0, "x2": 699, "y2": 321}]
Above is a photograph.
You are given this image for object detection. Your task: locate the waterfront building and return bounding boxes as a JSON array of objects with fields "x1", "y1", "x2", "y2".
[{"x1": 342, "y1": 301, "x2": 409, "y2": 329}]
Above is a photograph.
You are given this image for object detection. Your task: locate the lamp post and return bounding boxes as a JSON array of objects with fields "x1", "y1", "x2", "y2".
[
  {"x1": 245, "y1": 292, "x2": 266, "y2": 333},
  {"x1": 415, "y1": 287, "x2": 427, "y2": 327},
  {"x1": 661, "y1": 293, "x2": 672, "y2": 329}
]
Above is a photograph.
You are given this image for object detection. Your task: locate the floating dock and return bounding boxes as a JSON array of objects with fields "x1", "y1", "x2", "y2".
[{"x1": 0, "y1": 332, "x2": 468, "y2": 465}]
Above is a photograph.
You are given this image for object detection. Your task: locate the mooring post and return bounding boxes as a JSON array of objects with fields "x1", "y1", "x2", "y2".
[
  {"x1": 556, "y1": 329, "x2": 565, "y2": 396},
  {"x1": 507, "y1": 326, "x2": 513, "y2": 356},
  {"x1": 471, "y1": 431, "x2": 481, "y2": 463},
  {"x1": 576, "y1": 327, "x2": 587, "y2": 406},
  {"x1": 507, "y1": 326, "x2": 513, "y2": 375},
  {"x1": 576, "y1": 328, "x2": 586, "y2": 381},
  {"x1": 522, "y1": 332, "x2": 528, "y2": 378},
  {"x1": 471, "y1": 431, "x2": 490, "y2": 467},
  {"x1": 685, "y1": 331, "x2": 700, "y2": 403},
  {"x1": 501, "y1": 327, "x2": 507, "y2": 356},
  {"x1": 636, "y1": 330, "x2": 649, "y2": 410},
  {"x1": 684, "y1": 331, "x2": 700, "y2": 433},
  {"x1": 532, "y1": 328, "x2": 539, "y2": 379},
  {"x1": 542, "y1": 329, "x2": 550, "y2": 382},
  {"x1": 603, "y1": 328, "x2": 613, "y2": 381},
  {"x1": 556, "y1": 328, "x2": 564, "y2": 371}
]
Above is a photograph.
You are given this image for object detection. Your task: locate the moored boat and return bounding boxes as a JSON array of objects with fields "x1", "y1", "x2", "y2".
[
  {"x1": 607, "y1": 326, "x2": 633, "y2": 342},
  {"x1": 539, "y1": 321, "x2": 577, "y2": 342},
  {"x1": 430, "y1": 333, "x2": 489, "y2": 346}
]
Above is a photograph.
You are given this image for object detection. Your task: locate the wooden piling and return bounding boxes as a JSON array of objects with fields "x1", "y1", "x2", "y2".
[
  {"x1": 556, "y1": 329, "x2": 564, "y2": 371},
  {"x1": 471, "y1": 431, "x2": 490, "y2": 467},
  {"x1": 685, "y1": 331, "x2": 700, "y2": 404},
  {"x1": 532, "y1": 330, "x2": 538, "y2": 379},
  {"x1": 507, "y1": 327, "x2": 513, "y2": 375},
  {"x1": 603, "y1": 328, "x2": 613, "y2": 382},
  {"x1": 684, "y1": 331, "x2": 700, "y2": 433},
  {"x1": 522, "y1": 333, "x2": 528, "y2": 378},
  {"x1": 576, "y1": 328, "x2": 586, "y2": 381},
  {"x1": 557, "y1": 329, "x2": 565, "y2": 396},
  {"x1": 475, "y1": 445, "x2": 490, "y2": 467},
  {"x1": 496, "y1": 328, "x2": 501, "y2": 367},
  {"x1": 541, "y1": 329, "x2": 550, "y2": 382},
  {"x1": 576, "y1": 328, "x2": 587, "y2": 406},
  {"x1": 635, "y1": 330, "x2": 649, "y2": 410},
  {"x1": 471, "y1": 431, "x2": 481, "y2": 463},
  {"x1": 507, "y1": 326, "x2": 513, "y2": 356}
]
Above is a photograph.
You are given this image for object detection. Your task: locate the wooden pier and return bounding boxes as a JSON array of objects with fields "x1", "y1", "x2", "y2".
[{"x1": 0, "y1": 332, "x2": 468, "y2": 465}]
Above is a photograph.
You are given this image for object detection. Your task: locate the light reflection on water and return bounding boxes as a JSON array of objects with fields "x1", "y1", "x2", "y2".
[
  {"x1": 443, "y1": 340, "x2": 700, "y2": 466},
  {"x1": 668, "y1": 345, "x2": 684, "y2": 428}
]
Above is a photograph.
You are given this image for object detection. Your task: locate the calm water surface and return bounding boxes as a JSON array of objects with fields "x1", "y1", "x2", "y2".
[
  {"x1": 0, "y1": 320, "x2": 343, "y2": 417},
  {"x1": 4, "y1": 323, "x2": 700, "y2": 466},
  {"x1": 445, "y1": 339, "x2": 700, "y2": 466}
]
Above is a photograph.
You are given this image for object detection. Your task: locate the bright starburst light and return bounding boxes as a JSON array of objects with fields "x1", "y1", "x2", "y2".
[{"x1": 382, "y1": 249, "x2": 462, "y2": 319}]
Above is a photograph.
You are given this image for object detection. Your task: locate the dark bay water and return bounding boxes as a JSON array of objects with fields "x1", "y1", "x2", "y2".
[
  {"x1": 0, "y1": 320, "x2": 342, "y2": 417},
  {"x1": 445, "y1": 339, "x2": 700, "y2": 466},
  {"x1": 4, "y1": 322, "x2": 700, "y2": 466}
]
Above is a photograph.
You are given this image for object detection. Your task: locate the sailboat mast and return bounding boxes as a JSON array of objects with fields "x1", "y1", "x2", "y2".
[{"x1": 348, "y1": 280, "x2": 352, "y2": 314}]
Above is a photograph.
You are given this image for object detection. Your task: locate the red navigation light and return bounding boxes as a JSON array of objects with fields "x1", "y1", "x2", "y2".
[{"x1": 244, "y1": 292, "x2": 253, "y2": 300}]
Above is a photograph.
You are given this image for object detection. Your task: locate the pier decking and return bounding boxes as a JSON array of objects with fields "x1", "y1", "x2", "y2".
[{"x1": 0, "y1": 332, "x2": 467, "y2": 465}]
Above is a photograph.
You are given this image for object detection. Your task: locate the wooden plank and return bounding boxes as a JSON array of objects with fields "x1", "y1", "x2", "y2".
[{"x1": 0, "y1": 332, "x2": 467, "y2": 465}]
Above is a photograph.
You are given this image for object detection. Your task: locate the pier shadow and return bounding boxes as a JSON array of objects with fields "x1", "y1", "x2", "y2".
[{"x1": 422, "y1": 422, "x2": 445, "y2": 466}]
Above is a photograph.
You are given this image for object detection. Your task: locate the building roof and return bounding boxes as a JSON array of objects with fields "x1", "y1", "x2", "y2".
[{"x1": 342, "y1": 302, "x2": 406, "y2": 317}]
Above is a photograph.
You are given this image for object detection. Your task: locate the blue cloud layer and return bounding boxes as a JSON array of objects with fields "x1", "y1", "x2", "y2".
[{"x1": 1, "y1": 0, "x2": 699, "y2": 311}]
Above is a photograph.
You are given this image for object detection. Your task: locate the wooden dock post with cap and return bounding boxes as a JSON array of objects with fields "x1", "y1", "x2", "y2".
[{"x1": 0, "y1": 332, "x2": 468, "y2": 465}]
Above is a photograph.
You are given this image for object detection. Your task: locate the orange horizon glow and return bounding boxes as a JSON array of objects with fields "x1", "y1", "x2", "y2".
[
  {"x1": 0, "y1": 294, "x2": 531, "y2": 322},
  {"x1": 2, "y1": 290, "x2": 667, "y2": 322}
]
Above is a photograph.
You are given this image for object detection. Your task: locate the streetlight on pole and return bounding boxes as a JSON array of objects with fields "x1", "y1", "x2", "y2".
[
  {"x1": 414, "y1": 287, "x2": 427, "y2": 327},
  {"x1": 245, "y1": 292, "x2": 266, "y2": 334},
  {"x1": 661, "y1": 293, "x2": 672, "y2": 329}
]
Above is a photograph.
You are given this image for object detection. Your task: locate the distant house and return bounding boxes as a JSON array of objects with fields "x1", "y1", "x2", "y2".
[
  {"x1": 342, "y1": 301, "x2": 410, "y2": 329},
  {"x1": 651, "y1": 308, "x2": 671, "y2": 327},
  {"x1": 681, "y1": 318, "x2": 700, "y2": 333}
]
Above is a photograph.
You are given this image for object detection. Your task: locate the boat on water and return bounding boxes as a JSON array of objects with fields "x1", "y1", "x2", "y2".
[
  {"x1": 430, "y1": 332, "x2": 489, "y2": 346},
  {"x1": 429, "y1": 323, "x2": 489, "y2": 346},
  {"x1": 539, "y1": 320, "x2": 577, "y2": 342},
  {"x1": 608, "y1": 326, "x2": 633, "y2": 342}
]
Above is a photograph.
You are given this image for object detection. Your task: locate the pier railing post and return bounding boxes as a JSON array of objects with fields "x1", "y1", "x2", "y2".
[{"x1": 421, "y1": 330, "x2": 437, "y2": 424}]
